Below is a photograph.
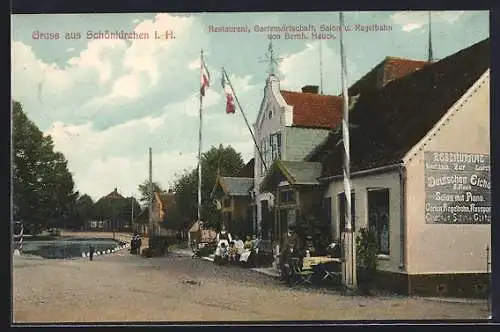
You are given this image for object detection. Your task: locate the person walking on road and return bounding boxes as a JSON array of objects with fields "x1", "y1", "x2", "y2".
[{"x1": 89, "y1": 245, "x2": 95, "y2": 261}]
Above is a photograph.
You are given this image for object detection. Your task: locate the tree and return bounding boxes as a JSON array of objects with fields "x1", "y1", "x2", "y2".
[
  {"x1": 172, "y1": 145, "x2": 245, "y2": 230},
  {"x1": 122, "y1": 197, "x2": 142, "y2": 224},
  {"x1": 12, "y1": 101, "x2": 78, "y2": 230},
  {"x1": 92, "y1": 195, "x2": 141, "y2": 229},
  {"x1": 138, "y1": 180, "x2": 164, "y2": 206},
  {"x1": 73, "y1": 194, "x2": 94, "y2": 228}
]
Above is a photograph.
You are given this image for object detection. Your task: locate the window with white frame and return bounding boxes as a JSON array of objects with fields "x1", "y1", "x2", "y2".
[
  {"x1": 287, "y1": 209, "x2": 296, "y2": 226},
  {"x1": 270, "y1": 132, "x2": 282, "y2": 161},
  {"x1": 260, "y1": 137, "x2": 268, "y2": 176},
  {"x1": 367, "y1": 188, "x2": 390, "y2": 255}
]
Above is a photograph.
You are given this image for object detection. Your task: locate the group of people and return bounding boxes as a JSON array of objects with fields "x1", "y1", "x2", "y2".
[
  {"x1": 130, "y1": 232, "x2": 142, "y2": 255},
  {"x1": 214, "y1": 227, "x2": 261, "y2": 266},
  {"x1": 278, "y1": 226, "x2": 341, "y2": 285}
]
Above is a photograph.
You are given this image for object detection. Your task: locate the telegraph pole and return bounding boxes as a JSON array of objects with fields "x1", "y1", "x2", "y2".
[
  {"x1": 131, "y1": 196, "x2": 134, "y2": 227},
  {"x1": 148, "y1": 147, "x2": 153, "y2": 235}
]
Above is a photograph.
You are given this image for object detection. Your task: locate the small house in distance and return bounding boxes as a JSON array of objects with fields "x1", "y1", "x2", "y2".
[
  {"x1": 87, "y1": 188, "x2": 126, "y2": 231},
  {"x1": 307, "y1": 38, "x2": 490, "y2": 298},
  {"x1": 151, "y1": 190, "x2": 176, "y2": 235},
  {"x1": 211, "y1": 158, "x2": 255, "y2": 236}
]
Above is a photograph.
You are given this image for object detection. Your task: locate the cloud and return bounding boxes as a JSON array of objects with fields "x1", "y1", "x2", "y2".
[
  {"x1": 12, "y1": 13, "x2": 219, "y2": 200},
  {"x1": 278, "y1": 41, "x2": 359, "y2": 94},
  {"x1": 391, "y1": 11, "x2": 465, "y2": 32},
  {"x1": 45, "y1": 110, "x2": 198, "y2": 200},
  {"x1": 391, "y1": 11, "x2": 466, "y2": 32}
]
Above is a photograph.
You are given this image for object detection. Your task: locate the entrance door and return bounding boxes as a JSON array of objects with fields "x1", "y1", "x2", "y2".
[
  {"x1": 261, "y1": 200, "x2": 270, "y2": 239},
  {"x1": 279, "y1": 209, "x2": 288, "y2": 247},
  {"x1": 322, "y1": 197, "x2": 333, "y2": 240}
]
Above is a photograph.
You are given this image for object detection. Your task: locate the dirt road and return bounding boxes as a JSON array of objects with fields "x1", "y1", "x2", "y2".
[{"x1": 12, "y1": 250, "x2": 489, "y2": 323}]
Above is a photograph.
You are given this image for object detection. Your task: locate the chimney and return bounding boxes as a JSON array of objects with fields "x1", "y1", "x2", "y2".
[
  {"x1": 114, "y1": 188, "x2": 117, "y2": 193},
  {"x1": 301, "y1": 85, "x2": 319, "y2": 94}
]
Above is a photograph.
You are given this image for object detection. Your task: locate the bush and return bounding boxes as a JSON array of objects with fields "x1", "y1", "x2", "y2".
[
  {"x1": 356, "y1": 227, "x2": 379, "y2": 294},
  {"x1": 141, "y1": 247, "x2": 153, "y2": 258},
  {"x1": 149, "y1": 235, "x2": 169, "y2": 256}
]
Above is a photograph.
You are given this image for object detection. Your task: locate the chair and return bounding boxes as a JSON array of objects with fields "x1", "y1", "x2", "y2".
[
  {"x1": 289, "y1": 258, "x2": 313, "y2": 285},
  {"x1": 317, "y1": 262, "x2": 342, "y2": 284}
]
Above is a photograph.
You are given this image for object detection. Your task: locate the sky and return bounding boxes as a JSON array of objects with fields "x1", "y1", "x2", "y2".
[{"x1": 11, "y1": 11, "x2": 489, "y2": 201}]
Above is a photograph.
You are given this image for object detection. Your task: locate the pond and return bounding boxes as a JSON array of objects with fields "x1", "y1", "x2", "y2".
[{"x1": 21, "y1": 237, "x2": 125, "y2": 259}]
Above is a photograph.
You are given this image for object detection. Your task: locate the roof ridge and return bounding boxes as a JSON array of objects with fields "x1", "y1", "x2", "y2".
[
  {"x1": 280, "y1": 90, "x2": 341, "y2": 98},
  {"x1": 384, "y1": 56, "x2": 428, "y2": 63},
  {"x1": 314, "y1": 37, "x2": 489, "y2": 177}
]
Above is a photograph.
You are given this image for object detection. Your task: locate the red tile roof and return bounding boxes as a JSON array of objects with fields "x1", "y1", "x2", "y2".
[
  {"x1": 307, "y1": 38, "x2": 489, "y2": 177},
  {"x1": 280, "y1": 57, "x2": 427, "y2": 130},
  {"x1": 280, "y1": 91, "x2": 343, "y2": 129},
  {"x1": 348, "y1": 57, "x2": 429, "y2": 96}
]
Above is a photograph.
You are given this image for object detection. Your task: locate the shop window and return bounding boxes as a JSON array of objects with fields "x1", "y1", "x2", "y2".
[
  {"x1": 260, "y1": 138, "x2": 268, "y2": 176},
  {"x1": 367, "y1": 188, "x2": 390, "y2": 255},
  {"x1": 287, "y1": 209, "x2": 296, "y2": 226},
  {"x1": 280, "y1": 190, "x2": 295, "y2": 204},
  {"x1": 270, "y1": 132, "x2": 282, "y2": 161},
  {"x1": 338, "y1": 192, "x2": 356, "y2": 232}
]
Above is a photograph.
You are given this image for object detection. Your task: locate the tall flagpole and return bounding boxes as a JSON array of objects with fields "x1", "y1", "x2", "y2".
[
  {"x1": 339, "y1": 11, "x2": 356, "y2": 289},
  {"x1": 428, "y1": 11, "x2": 434, "y2": 62},
  {"x1": 198, "y1": 50, "x2": 204, "y2": 227},
  {"x1": 222, "y1": 68, "x2": 268, "y2": 172},
  {"x1": 319, "y1": 40, "x2": 324, "y2": 95},
  {"x1": 148, "y1": 147, "x2": 153, "y2": 235}
]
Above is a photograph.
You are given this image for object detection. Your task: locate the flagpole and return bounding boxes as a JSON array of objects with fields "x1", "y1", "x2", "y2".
[
  {"x1": 339, "y1": 11, "x2": 356, "y2": 289},
  {"x1": 198, "y1": 49, "x2": 204, "y2": 227},
  {"x1": 222, "y1": 67, "x2": 268, "y2": 172},
  {"x1": 319, "y1": 40, "x2": 324, "y2": 95}
]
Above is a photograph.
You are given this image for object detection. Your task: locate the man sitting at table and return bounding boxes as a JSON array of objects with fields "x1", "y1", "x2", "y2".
[{"x1": 279, "y1": 229, "x2": 305, "y2": 285}]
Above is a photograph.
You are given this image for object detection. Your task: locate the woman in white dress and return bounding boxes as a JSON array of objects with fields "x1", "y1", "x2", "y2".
[{"x1": 214, "y1": 226, "x2": 232, "y2": 263}]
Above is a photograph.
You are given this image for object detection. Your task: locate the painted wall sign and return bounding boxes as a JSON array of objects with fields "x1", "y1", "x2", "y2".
[{"x1": 425, "y1": 151, "x2": 490, "y2": 224}]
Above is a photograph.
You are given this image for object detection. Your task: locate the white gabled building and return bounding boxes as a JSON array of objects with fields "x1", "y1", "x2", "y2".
[{"x1": 253, "y1": 74, "x2": 343, "y2": 238}]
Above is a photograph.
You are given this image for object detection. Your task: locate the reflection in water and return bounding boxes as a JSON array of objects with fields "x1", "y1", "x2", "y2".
[{"x1": 22, "y1": 238, "x2": 123, "y2": 259}]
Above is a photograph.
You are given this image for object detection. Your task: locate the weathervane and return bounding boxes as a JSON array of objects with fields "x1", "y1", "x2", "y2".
[{"x1": 258, "y1": 41, "x2": 283, "y2": 76}]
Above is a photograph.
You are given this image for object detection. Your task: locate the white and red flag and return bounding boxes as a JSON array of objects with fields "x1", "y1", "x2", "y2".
[
  {"x1": 200, "y1": 54, "x2": 210, "y2": 97},
  {"x1": 221, "y1": 72, "x2": 235, "y2": 114}
]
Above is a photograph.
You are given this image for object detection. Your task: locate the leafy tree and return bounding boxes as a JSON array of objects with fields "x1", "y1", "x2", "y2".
[
  {"x1": 92, "y1": 195, "x2": 141, "y2": 229},
  {"x1": 121, "y1": 196, "x2": 142, "y2": 224},
  {"x1": 172, "y1": 145, "x2": 244, "y2": 230},
  {"x1": 72, "y1": 194, "x2": 94, "y2": 228},
  {"x1": 12, "y1": 101, "x2": 78, "y2": 230},
  {"x1": 138, "y1": 180, "x2": 164, "y2": 206}
]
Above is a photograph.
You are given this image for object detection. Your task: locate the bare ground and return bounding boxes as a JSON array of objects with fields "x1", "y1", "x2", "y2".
[{"x1": 13, "y1": 248, "x2": 489, "y2": 323}]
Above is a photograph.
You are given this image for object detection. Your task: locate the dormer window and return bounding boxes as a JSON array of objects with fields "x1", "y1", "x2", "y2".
[{"x1": 268, "y1": 108, "x2": 273, "y2": 119}]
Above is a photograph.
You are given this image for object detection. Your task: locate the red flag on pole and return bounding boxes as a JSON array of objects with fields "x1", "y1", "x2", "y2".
[
  {"x1": 221, "y1": 72, "x2": 235, "y2": 114},
  {"x1": 200, "y1": 54, "x2": 210, "y2": 97}
]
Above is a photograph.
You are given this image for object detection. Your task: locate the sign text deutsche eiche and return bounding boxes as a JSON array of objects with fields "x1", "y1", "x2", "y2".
[{"x1": 425, "y1": 152, "x2": 490, "y2": 224}]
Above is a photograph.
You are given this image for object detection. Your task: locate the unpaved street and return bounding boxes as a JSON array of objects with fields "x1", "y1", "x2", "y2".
[{"x1": 13, "y1": 250, "x2": 489, "y2": 323}]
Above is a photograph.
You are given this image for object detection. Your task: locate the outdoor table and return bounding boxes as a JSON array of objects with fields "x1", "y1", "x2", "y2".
[
  {"x1": 302, "y1": 256, "x2": 341, "y2": 270},
  {"x1": 303, "y1": 256, "x2": 342, "y2": 284}
]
